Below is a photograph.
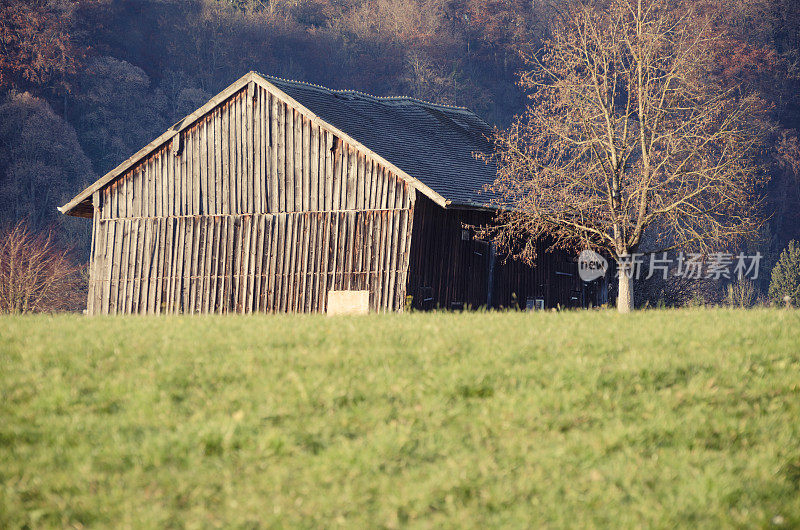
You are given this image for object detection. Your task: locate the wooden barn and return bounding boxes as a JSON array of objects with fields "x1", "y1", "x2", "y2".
[{"x1": 60, "y1": 72, "x2": 607, "y2": 315}]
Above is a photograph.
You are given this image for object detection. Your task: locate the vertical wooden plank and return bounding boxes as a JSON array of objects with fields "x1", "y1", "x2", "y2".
[
  {"x1": 198, "y1": 217, "x2": 210, "y2": 313},
  {"x1": 294, "y1": 111, "x2": 303, "y2": 212},
  {"x1": 200, "y1": 119, "x2": 208, "y2": 216},
  {"x1": 100, "y1": 219, "x2": 112, "y2": 313},
  {"x1": 317, "y1": 212, "x2": 329, "y2": 312},
  {"x1": 240, "y1": 215, "x2": 252, "y2": 313},
  {"x1": 246, "y1": 215, "x2": 257, "y2": 312},
  {"x1": 163, "y1": 218, "x2": 175, "y2": 314},
  {"x1": 159, "y1": 154, "x2": 167, "y2": 219},
  {"x1": 356, "y1": 153, "x2": 365, "y2": 210},
  {"x1": 280, "y1": 214, "x2": 292, "y2": 311},
  {"x1": 180, "y1": 129, "x2": 188, "y2": 217},
  {"x1": 228, "y1": 215, "x2": 239, "y2": 312},
  {"x1": 387, "y1": 174, "x2": 397, "y2": 215},
  {"x1": 291, "y1": 214, "x2": 301, "y2": 312},
  {"x1": 247, "y1": 84, "x2": 255, "y2": 215},
  {"x1": 355, "y1": 213, "x2": 366, "y2": 292},
  {"x1": 118, "y1": 172, "x2": 126, "y2": 219},
  {"x1": 310, "y1": 124, "x2": 319, "y2": 212},
  {"x1": 253, "y1": 214, "x2": 265, "y2": 311},
  {"x1": 104, "y1": 185, "x2": 112, "y2": 220},
  {"x1": 231, "y1": 216, "x2": 242, "y2": 312},
  {"x1": 342, "y1": 211, "x2": 354, "y2": 290},
  {"x1": 266, "y1": 214, "x2": 279, "y2": 311},
  {"x1": 387, "y1": 210, "x2": 400, "y2": 311},
  {"x1": 296, "y1": 213, "x2": 306, "y2": 311},
  {"x1": 374, "y1": 211, "x2": 387, "y2": 311},
  {"x1": 276, "y1": 101, "x2": 285, "y2": 213},
  {"x1": 182, "y1": 216, "x2": 194, "y2": 312},
  {"x1": 363, "y1": 211, "x2": 375, "y2": 310},
  {"x1": 128, "y1": 219, "x2": 139, "y2": 313},
  {"x1": 109, "y1": 220, "x2": 124, "y2": 314},
  {"x1": 261, "y1": 89, "x2": 269, "y2": 213},
  {"x1": 171, "y1": 217, "x2": 183, "y2": 314},
  {"x1": 254, "y1": 87, "x2": 262, "y2": 215},
  {"x1": 327, "y1": 211, "x2": 339, "y2": 296},
  {"x1": 302, "y1": 115, "x2": 311, "y2": 212},
  {"x1": 189, "y1": 216, "x2": 201, "y2": 313},
  {"x1": 331, "y1": 140, "x2": 342, "y2": 212},
  {"x1": 88, "y1": 216, "x2": 102, "y2": 314},
  {"x1": 153, "y1": 218, "x2": 165, "y2": 314},
  {"x1": 146, "y1": 219, "x2": 160, "y2": 314},
  {"x1": 257, "y1": 90, "x2": 265, "y2": 215},
  {"x1": 116, "y1": 219, "x2": 130, "y2": 314},
  {"x1": 163, "y1": 147, "x2": 171, "y2": 219},
  {"x1": 209, "y1": 217, "x2": 221, "y2": 313},
  {"x1": 324, "y1": 132, "x2": 334, "y2": 211},
  {"x1": 172, "y1": 216, "x2": 184, "y2": 314},
  {"x1": 205, "y1": 115, "x2": 213, "y2": 216},
  {"x1": 132, "y1": 219, "x2": 145, "y2": 313},
  {"x1": 292, "y1": 213, "x2": 304, "y2": 311},
  {"x1": 197, "y1": 216, "x2": 207, "y2": 313},
  {"x1": 185, "y1": 132, "x2": 192, "y2": 216},
  {"x1": 189, "y1": 216, "x2": 199, "y2": 313},
  {"x1": 257, "y1": 215, "x2": 267, "y2": 311},
  {"x1": 233, "y1": 95, "x2": 241, "y2": 214},
  {"x1": 214, "y1": 108, "x2": 222, "y2": 216},
  {"x1": 132, "y1": 168, "x2": 140, "y2": 218},
  {"x1": 331, "y1": 211, "x2": 343, "y2": 291},
  {"x1": 221, "y1": 216, "x2": 231, "y2": 313},
  {"x1": 220, "y1": 215, "x2": 232, "y2": 312},
  {"x1": 123, "y1": 219, "x2": 135, "y2": 313},
  {"x1": 346, "y1": 148, "x2": 357, "y2": 210},
  {"x1": 221, "y1": 103, "x2": 230, "y2": 215},
  {"x1": 398, "y1": 203, "x2": 414, "y2": 311},
  {"x1": 86, "y1": 196, "x2": 99, "y2": 315},
  {"x1": 285, "y1": 106, "x2": 294, "y2": 212},
  {"x1": 145, "y1": 159, "x2": 153, "y2": 220},
  {"x1": 270, "y1": 95, "x2": 280, "y2": 213},
  {"x1": 230, "y1": 98, "x2": 238, "y2": 214},
  {"x1": 306, "y1": 213, "x2": 319, "y2": 312},
  {"x1": 376, "y1": 167, "x2": 386, "y2": 210},
  {"x1": 175, "y1": 217, "x2": 192, "y2": 313},
  {"x1": 193, "y1": 125, "x2": 201, "y2": 215},
  {"x1": 114, "y1": 218, "x2": 126, "y2": 314},
  {"x1": 266, "y1": 214, "x2": 276, "y2": 312},
  {"x1": 208, "y1": 113, "x2": 216, "y2": 216},
  {"x1": 238, "y1": 94, "x2": 246, "y2": 214},
  {"x1": 124, "y1": 171, "x2": 133, "y2": 219},
  {"x1": 296, "y1": 213, "x2": 307, "y2": 312},
  {"x1": 138, "y1": 220, "x2": 151, "y2": 314}
]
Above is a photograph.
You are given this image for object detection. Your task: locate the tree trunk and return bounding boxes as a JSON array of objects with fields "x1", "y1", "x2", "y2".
[{"x1": 617, "y1": 261, "x2": 634, "y2": 313}]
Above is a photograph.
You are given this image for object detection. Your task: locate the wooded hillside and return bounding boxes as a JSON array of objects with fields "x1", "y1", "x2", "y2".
[{"x1": 1, "y1": 0, "x2": 799, "y2": 264}]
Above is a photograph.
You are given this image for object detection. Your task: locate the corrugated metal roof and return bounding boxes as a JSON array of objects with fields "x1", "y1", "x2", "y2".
[{"x1": 263, "y1": 75, "x2": 497, "y2": 207}]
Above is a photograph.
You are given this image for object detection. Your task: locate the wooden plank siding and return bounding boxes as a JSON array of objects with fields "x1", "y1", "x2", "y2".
[{"x1": 87, "y1": 85, "x2": 415, "y2": 315}]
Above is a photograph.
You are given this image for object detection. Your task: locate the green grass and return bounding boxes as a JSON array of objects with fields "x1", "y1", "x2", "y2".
[{"x1": 1, "y1": 310, "x2": 799, "y2": 528}]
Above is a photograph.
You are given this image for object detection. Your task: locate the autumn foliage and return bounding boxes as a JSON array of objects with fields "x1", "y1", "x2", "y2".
[{"x1": 0, "y1": 0, "x2": 84, "y2": 90}]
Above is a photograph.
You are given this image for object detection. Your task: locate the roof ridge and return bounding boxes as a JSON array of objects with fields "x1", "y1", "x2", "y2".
[{"x1": 259, "y1": 72, "x2": 479, "y2": 116}]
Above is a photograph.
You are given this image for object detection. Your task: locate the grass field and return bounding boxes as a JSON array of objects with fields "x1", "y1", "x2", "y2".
[{"x1": 1, "y1": 310, "x2": 799, "y2": 528}]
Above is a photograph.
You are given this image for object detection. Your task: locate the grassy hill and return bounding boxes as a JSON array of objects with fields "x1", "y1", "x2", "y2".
[{"x1": 1, "y1": 310, "x2": 799, "y2": 528}]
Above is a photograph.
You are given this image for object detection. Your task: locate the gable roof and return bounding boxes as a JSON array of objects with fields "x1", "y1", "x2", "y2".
[{"x1": 59, "y1": 72, "x2": 497, "y2": 217}]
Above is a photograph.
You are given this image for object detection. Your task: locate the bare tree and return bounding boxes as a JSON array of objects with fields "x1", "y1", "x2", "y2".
[
  {"x1": 0, "y1": 221, "x2": 85, "y2": 313},
  {"x1": 485, "y1": 0, "x2": 766, "y2": 312}
]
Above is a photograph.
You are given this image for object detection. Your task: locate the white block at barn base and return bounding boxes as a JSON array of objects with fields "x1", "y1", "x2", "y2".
[{"x1": 327, "y1": 290, "x2": 370, "y2": 315}]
